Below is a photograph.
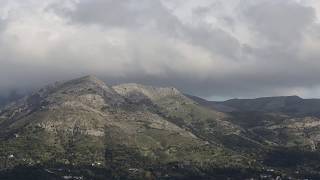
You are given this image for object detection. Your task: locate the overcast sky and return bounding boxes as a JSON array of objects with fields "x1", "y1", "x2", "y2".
[{"x1": 1, "y1": 0, "x2": 320, "y2": 100}]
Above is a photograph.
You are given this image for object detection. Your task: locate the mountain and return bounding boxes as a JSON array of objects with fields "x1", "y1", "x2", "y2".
[
  {"x1": 189, "y1": 95, "x2": 320, "y2": 178},
  {"x1": 189, "y1": 95, "x2": 320, "y2": 147},
  {"x1": 0, "y1": 76, "x2": 257, "y2": 179},
  {"x1": 190, "y1": 95, "x2": 320, "y2": 117},
  {"x1": 0, "y1": 76, "x2": 320, "y2": 179}
]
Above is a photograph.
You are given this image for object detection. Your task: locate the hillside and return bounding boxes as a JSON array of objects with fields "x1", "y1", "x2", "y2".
[
  {"x1": 189, "y1": 95, "x2": 320, "y2": 179},
  {"x1": 0, "y1": 76, "x2": 257, "y2": 179},
  {"x1": 190, "y1": 95, "x2": 320, "y2": 148},
  {"x1": 0, "y1": 76, "x2": 319, "y2": 179}
]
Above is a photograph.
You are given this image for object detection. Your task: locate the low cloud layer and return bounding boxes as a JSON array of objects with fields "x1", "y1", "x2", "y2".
[{"x1": 1, "y1": 0, "x2": 320, "y2": 99}]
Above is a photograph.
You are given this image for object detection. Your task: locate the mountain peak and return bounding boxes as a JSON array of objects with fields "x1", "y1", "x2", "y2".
[
  {"x1": 70, "y1": 75, "x2": 106, "y2": 86},
  {"x1": 52, "y1": 75, "x2": 111, "y2": 93}
]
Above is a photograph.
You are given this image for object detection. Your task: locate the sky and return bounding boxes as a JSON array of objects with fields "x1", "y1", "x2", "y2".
[{"x1": 1, "y1": 0, "x2": 320, "y2": 100}]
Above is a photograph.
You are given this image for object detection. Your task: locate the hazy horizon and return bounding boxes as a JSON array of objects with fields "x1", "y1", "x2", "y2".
[{"x1": 1, "y1": 74, "x2": 318, "y2": 102}]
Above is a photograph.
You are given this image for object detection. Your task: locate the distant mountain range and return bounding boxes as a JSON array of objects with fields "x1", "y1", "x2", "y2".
[
  {"x1": 0, "y1": 76, "x2": 319, "y2": 179},
  {"x1": 188, "y1": 95, "x2": 320, "y2": 116}
]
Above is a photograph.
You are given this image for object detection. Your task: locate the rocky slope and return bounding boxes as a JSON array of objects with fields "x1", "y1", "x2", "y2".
[
  {"x1": 189, "y1": 95, "x2": 320, "y2": 150},
  {"x1": 189, "y1": 95, "x2": 320, "y2": 179},
  {"x1": 0, "y1": 76, "x2": 257, "y2": 179},
  {"x1": 0, "y1": 76, "x2": 320, "y2": 179}
]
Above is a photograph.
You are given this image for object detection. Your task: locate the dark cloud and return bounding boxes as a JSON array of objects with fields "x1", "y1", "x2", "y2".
[
  {"x1": 56, "y1": 0, "x2": 184, "y2": 36},
  {"x1": 185, "y1": 26, "x2": 241, "y2": 60},
  {"x1": 57, "y1": 0, "x2": 241, "y2": 59},
  {"x1": 0, "y1": 0, "x2": 320, "y2": 100}
]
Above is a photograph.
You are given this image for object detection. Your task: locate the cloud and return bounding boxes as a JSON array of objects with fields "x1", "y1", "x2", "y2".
[
  {"x1": 0, "y1": 0, "x2": 320, "y2": 99},
  {"x1": 243, "y1": 0, "x2": 315, "y2": 47},
  {"x1": 54, "y1": 0, "x2": 184, "y2": 36}
]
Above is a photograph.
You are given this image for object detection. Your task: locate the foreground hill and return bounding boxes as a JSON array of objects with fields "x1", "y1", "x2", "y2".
[
  {"x1": 0, "y1": 76, "x2": 319, "y2": 179},
  {"x1": 0, "y1": 76, "x2": 258, "y2": 179}
]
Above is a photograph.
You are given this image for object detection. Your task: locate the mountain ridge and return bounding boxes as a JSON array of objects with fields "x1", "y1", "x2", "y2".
[
  {"x1": 0, "y1": 76, "x2": 320, "y2": 179},
  {"x1": 0, "y1": 75, "x2": 257, "y2": 179},
  {"x1": 188, "y1": 94, "x2": 320, "y2": 116}
]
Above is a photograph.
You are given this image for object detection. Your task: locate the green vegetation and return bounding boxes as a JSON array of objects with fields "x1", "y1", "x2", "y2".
[{"x1": 1, "y1": 76, "x2": 320, "y2": 179}]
